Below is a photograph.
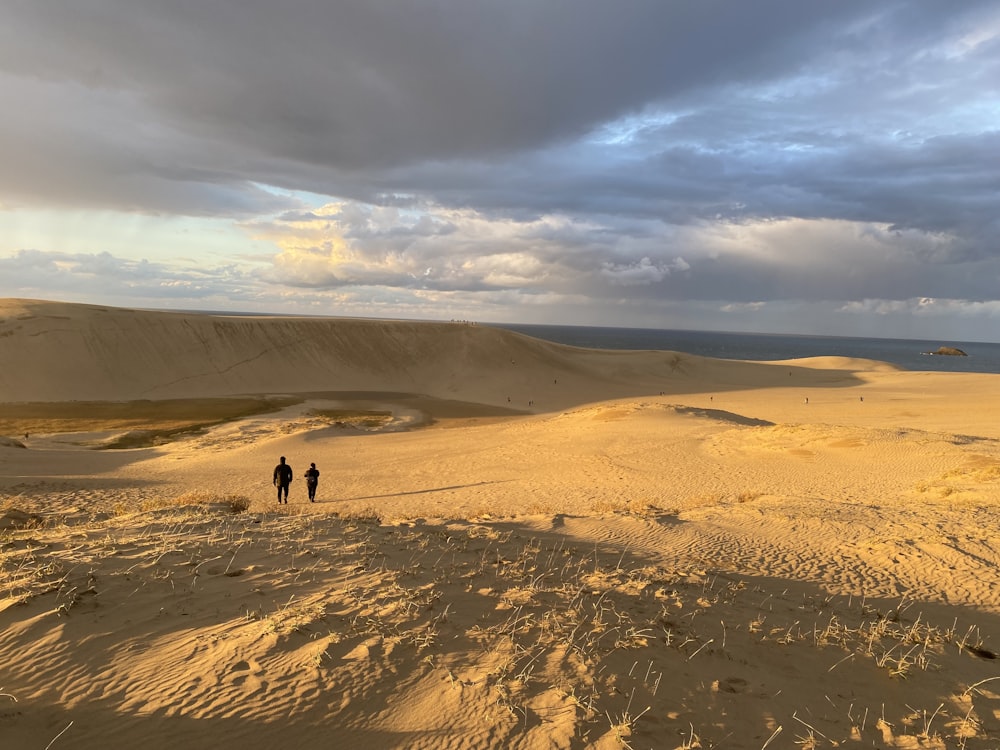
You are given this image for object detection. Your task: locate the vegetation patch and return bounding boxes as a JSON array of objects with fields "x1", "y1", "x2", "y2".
[
  {"x1": 307, "y1": 408, "x2": 395, "y2": 429},
  {"x1": 0, "y1": 396, "x2": 299, "y2": 444}
]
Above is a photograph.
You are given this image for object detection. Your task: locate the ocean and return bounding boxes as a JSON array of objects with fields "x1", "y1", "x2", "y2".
[{"x1": 492, "y1": 323, "x2": 1000, "y2": 375}]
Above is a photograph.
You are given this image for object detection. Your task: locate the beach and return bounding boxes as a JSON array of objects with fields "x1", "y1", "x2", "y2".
[{"x1": 1, "y1": 298, "x2": 998, "y2": 749}]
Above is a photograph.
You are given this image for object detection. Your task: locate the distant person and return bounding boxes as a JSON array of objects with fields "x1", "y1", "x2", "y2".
[
  {"x1": 304, "y1": 462, "x2": 320, "y2": 502},
  {"x1": 273, "y1": 456, "x2": 293, "y2": 504}
]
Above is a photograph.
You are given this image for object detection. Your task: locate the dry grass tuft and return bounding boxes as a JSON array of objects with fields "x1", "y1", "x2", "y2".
[{"x1": 1, "y1": 502, "x2": 997, "y2": 748}]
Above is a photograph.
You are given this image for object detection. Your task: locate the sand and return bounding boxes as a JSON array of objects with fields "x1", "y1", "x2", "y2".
[{"x1": 1, "y1": 298, "x2": 998, "y2": 749}]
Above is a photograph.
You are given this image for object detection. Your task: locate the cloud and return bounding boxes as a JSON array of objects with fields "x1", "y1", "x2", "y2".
[
  {"x1": 600, "y1": 257, "x2": 675, "y2": 287},
  {"x1": 7, "y1": 1, "x2": 994, "y2": 220},
  {"x1": 0, "y1": 248, "x2": 256, "y2": 306},
  {"x1": 840, "y1": 297, "x2": 1000, "y2": 320},
  {"x1": 0, "y1": 2, "x2": 886, "y2": 166},
  {"x1": 1, "y1": 1, "x2": 999, "y2": 339},
  {"x1": 247, "y1": 200, "x2": 1000, "y2": 321},
  {"x1": 248, "y1": 200, "x2": 707, "y2": 297}
]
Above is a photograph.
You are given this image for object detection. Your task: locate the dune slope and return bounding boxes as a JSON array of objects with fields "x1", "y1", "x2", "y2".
[{"x1": 0, "y1": 298, "x2": 861, "y2": 406}]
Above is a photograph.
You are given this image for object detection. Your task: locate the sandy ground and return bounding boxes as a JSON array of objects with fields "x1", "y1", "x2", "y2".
[{"x1": 1, "y1": 299, "x2": 999, "y2": 749}]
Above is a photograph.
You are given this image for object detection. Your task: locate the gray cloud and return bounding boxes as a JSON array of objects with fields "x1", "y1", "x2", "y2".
[
  {"x1": 0, "y1": 1, "x2": 879, "y2": 163},
  {"x1": 0, "y1": 249, "x2": 250, "y2": 301}
]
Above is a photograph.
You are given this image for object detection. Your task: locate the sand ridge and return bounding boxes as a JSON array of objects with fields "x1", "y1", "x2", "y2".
[{"x1": 2, "y1": 299, "x2": 1000, "y2": 749}]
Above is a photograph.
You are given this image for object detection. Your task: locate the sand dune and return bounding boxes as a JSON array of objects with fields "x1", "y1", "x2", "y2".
[
  {"x1": 0, "y1": 298, "x2": 876, "y2": 408},
  {"x1": 0, "y1": 298, "x2": 676, "y2": 405},
  {"x1": 2, "y1": 299, "x2": 1000, "y2": 749}
]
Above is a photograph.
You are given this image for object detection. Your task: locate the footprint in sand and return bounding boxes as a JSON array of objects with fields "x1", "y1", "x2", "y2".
[
  {"x1": 713, "y1": 677, "x2": 749, "y2": 694},
  {"x1": 229, "y1": 659, "x2": 267, "y2": 694}
]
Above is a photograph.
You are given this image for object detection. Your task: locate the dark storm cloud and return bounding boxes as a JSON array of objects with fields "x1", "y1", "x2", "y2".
[
  {"x1": 0, "y1": 1, "x2": 877, "y2": 160},
  {"x1": 1, "y1": 1, "x2": 893, "y2": 206},
  {"x1": 3, "y1": 2, "x2": 995, "y2": 210}
]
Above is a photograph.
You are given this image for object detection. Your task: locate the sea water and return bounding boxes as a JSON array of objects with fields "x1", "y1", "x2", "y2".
[{"x1": 493, "y1": 324, "x2": 1000, "y2": 375}]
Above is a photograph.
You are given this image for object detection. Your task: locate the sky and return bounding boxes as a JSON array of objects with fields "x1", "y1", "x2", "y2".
[{"x1": 2, "y1": 1, "x2": 1000, "y2": 341}]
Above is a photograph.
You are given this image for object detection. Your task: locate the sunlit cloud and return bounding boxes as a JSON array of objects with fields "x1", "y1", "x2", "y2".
[{"x1": 245, "y1": 201, "x2": 687, "y2": 295}]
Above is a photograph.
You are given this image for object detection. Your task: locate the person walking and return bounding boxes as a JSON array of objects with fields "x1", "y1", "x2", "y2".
[
  {"x1": 304, "y1": 462, "x2": 320, "y2": 502},
  {"x1": 273, "y1": 456, "x2": 293, "y2": 504}
]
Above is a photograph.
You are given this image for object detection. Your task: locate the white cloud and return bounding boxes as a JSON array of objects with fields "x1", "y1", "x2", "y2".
[
  {"x1": 600, "y1": 257, "x2": 672, "y2": 286},
  {"x1": 839, "y1": 297, "x2": 1000, "y2": 321}
]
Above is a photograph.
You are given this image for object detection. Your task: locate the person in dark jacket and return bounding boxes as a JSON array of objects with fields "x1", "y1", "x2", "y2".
[
  {"x1": 304, "y1": 462, "x2": 320, "y2": 502},
  {"x1": 273, "y1": 456, "x2": 293, "y2": 503}
]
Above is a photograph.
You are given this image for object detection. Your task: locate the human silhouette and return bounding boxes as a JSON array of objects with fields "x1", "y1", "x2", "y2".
[
  {"x1": 304, "y1": 462, "x2": 320, "y2": 502},
  {"x1": 273, "y1": 456, "x2": 293, "y2": 503}
]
